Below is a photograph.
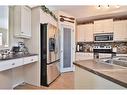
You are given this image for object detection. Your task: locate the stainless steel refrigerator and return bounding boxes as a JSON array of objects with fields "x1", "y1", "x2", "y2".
[{"x1": 40, "y1": 23, "x2": 60, "y2": 86}]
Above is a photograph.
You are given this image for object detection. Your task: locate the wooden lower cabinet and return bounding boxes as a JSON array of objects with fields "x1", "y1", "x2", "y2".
[
  {"x1": 99, "y1": 53, "x2": 112, "y2": 59},
  {"x1": 0, "y1": 55, "x2": 38, "y2": 89},
  {"x1": 74, "y1": 66, "x2": 125, "y2": 89},
  {"x1": 75, "y1": 53, "x2": 93, "y2": 61}
]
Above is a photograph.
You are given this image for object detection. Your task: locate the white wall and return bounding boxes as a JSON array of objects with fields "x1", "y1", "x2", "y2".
[
  {"x1": 24, "y1": 7, "x2": 58, "y2": 87},
  {"x1": 24, "y1": 7, "x2": 40, "y2": 86}
]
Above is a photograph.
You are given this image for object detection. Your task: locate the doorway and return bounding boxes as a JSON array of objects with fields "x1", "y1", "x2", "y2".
[{"x1": 60, "y1": 25, "x2": 74, "y2": 72}]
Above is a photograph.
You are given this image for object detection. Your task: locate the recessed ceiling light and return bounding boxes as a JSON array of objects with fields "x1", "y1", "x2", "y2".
[
  {"x1": 106, "y1": 5, "x2": 110, "y2": 9},
  {"x1": 96, "y1": 5, "x2": 101, "y2": 9},
  {"x1": 96, "y1": 5, "x2": 120, "y2": 9}
]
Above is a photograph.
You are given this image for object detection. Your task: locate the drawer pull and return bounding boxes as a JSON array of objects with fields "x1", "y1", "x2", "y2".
[{"x1": 12, "y1": 63, "x2": 15, "y2": 65}]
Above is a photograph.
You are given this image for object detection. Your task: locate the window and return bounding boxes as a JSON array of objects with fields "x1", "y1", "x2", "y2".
[{"x1": 0, "y1": 33, "x2": 2, "y2": 46}]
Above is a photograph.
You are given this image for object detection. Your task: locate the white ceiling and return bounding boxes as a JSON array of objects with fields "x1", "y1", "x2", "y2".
[
  {"x1": 47, "y1": 5, "x2": 127, "y2": 22},
  {"x1": 29, "y1": 5, "x2": 127, "y2": 22}
]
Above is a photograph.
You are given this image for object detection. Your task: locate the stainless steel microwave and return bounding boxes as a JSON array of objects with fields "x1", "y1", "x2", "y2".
[{"x1": 94, "y1": 33, "x2": 113, "y2": 42}]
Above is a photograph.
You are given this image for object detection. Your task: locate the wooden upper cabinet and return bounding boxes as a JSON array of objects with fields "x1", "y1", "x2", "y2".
[
  {"x1": 77, "y1": 25, "x2": 85, "y2": 42},
  {"x1": 94, "y1": 19, "x2": 113, "y2": 33},
  {"x1": 77, "y1": 24, "x2": 93, "y2": 42},
  {"x1": 114, "y1": 20, "x2": 127, "y2": 41},
  {"x1": 103, "y1": 19, "x2": 113, "y2": 32},
  {"x1": 94, "y1": 20, "x2": 104, "y2": 33},
  {"x1": 77, "y1": 18, "x2": 127, "y2": 42},
  {"x1": 14, "y1": 6, "x2": 31, "y2": 38},
  {"x1": 21, "y1": 6, "x2": 31, "y2": 37},
  {"x1": 84, "y1": 24, "x2": 93, "y2": 42}
]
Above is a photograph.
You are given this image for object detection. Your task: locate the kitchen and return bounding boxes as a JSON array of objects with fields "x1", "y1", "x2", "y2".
[
  {"x1": 75, "y1": 5, "x2": 127, "y2": 89},
  {"x1": 0, "y1": 5, "x2": 127, "y2": 89}
]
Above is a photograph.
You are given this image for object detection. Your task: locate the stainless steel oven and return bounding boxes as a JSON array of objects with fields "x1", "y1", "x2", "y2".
[
  {"x1": 93, "y1": 45, "x2": 113, "y2": 59},
  {"x1": 94, "y1": 33, "x2": 113, "y2": 42}
]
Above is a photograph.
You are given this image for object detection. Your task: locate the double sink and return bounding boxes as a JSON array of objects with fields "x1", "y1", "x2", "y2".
[{"x1": 98, "y1": 56, "x2": 127, "y2": 68}]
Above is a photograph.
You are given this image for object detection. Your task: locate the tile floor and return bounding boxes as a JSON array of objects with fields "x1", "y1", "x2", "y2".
[{"x1": 14, "y1": 72, "x2": 74, "y2": 89}]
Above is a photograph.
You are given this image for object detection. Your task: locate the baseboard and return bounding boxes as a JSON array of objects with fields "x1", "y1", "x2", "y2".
[
  {"x1": 25, "y1": 80, "x2": 40, "y2": 87},
  {"x1": 12, "y1": 81, "x2": 24, "y2": 89},
  {"x1": 60, "y1": 68, "x2": 74, "y2": 73}
]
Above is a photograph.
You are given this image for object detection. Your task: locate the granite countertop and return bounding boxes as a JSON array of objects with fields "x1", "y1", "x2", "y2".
[
  {"x1": 76, "y1": 52, "x2": 117, "y2": 54},
  {"x1": 116, "y1": 52, "x2": 127, "y2": 54},
  {"x1": 73, "y1": 60, "x2": 127, "y2": 88},
  {"x1": 76, "y1": 51, "x2": 93, "y2": 53},
  {"x1": 76, "y1": 51, "x2": 127, "y2": 54},
  {"x1": 0, "y1": 53, "x2": 38, "y2": 61}
]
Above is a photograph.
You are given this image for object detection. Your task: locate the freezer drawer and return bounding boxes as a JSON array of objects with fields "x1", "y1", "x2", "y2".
[{"x1": 47, "y1": 61, "x2": 60, "y2": 85}]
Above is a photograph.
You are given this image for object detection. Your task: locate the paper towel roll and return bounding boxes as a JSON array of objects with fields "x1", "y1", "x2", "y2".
[{"x1": 113, "y1": 47, "x2": 117, "y2": 52}]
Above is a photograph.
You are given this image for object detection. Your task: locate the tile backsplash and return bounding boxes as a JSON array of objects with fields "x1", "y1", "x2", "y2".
[{"x1": 77, "y1": 42, "x2": 127, "y2": 53}]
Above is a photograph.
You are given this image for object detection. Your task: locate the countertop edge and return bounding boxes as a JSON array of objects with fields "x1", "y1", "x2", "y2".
[
  {"x1": 0, "y1": 54, "x2": 38, "y2": 61},
  {"x1": 73, "y1": 62, "x2": 127, "y2": 88},
  {"x1": 75, "y1": 52, "x2": 127, "y2": 54}
]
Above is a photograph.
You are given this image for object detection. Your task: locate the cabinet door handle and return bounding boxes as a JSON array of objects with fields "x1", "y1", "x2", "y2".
[
  {"x1": 12, "y1": 63, "x2": 15, "y2": 65},
  {"x1": 31, "y1": 59, "x2": 33, "y2": 61},
  {"x1": 21, "y1": 32, "x2": 24, "y2": 33}
]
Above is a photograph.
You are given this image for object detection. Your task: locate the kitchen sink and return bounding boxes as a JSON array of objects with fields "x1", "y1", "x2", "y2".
[
  {"x1": 117, "y1": 57, "x2": 127, "y2": 61},
  {"x1": 113, "y1": 60, "x2": 127, "y2": 67},
  {"x1": 98, "y1": 58, "x2": 113, "y2": 64},
  {"x1": 95, "y1": 58, "x2": 126, "y2": 72},
  {"x1": 98, "y1": 56, "x2": 127, "y2": 68}
]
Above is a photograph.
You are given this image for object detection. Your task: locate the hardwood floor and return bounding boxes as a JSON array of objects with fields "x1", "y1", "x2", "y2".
[{"x1": 14, "y1": 72, "x2": 74, "y2": 89}]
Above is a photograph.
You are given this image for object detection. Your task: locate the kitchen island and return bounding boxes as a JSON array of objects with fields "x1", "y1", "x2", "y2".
[{"x1": 73, "y1": 59, "x2": 127, "y2": 89}]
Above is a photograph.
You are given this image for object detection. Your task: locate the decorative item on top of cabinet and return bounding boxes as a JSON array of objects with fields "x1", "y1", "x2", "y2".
[
  {"x1": 59, "y1": 15, "x2": 75, "y2": 23},
  {"x1": 60, "y1": 15, "x2": 75, "y2": 20},
  {"x1": 60, "y1": 17, "x2": 74, "y2": 23},
  {"x1": 94, "y1": 19, "x2": 113, "y2": 33},
  {"x1": 14, "y1": 6, "x2": 31, "y2": 38},
  {"x1": 41, "y1": 5, "x2": 58, "y2": 21}
]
